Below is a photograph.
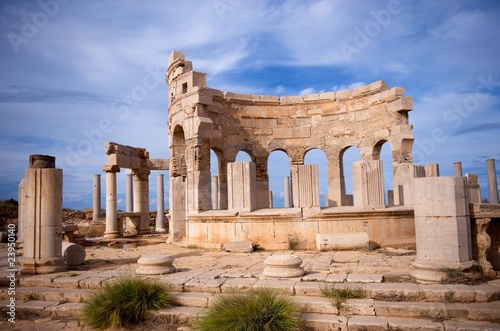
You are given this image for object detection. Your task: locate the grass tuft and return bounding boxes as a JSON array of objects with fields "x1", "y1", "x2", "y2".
[
  {"x1": 197, "y1": 288, "x2": 301, "y2": 331},
  {"x1": 321, "y1": 286, "x2": 365, "y2": 309},
  {"x1": 82, "y1": 276, "x2": 175, "y2": 330}
]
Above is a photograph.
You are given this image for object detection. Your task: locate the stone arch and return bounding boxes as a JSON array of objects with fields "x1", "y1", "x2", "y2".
[
  {"x1": 171, "y1": 125, "x2": 186, "y2": 177},
  {"x1": 340, "y1": 145, "x2": 361, "y2": 206},
  {"x1": 268, "y1": 149, "x2": 291, "y2": 208},
  {"x1": 373, "y1": 140, "x2": 394, "y2": 205}
]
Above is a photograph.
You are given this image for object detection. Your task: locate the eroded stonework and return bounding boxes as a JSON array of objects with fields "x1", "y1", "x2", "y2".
[{"x1": 166, "y1": 50, "x2": 415, "y2": 241}]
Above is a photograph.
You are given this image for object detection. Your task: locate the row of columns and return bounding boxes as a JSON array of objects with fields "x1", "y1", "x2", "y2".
[
  {"x1": 93, "y1": 170, "x2": 167, "y2": 238},
  {"x1": 208, "y1": 159, "x2": 500, "y2": 210}
]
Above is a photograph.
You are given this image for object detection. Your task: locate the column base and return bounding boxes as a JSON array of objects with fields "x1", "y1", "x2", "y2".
[
  {"x1": 103, "y1": 231, "x2": 120, "y2": 239},
  {"x1": 20, "y1": 257, "x2": 67, "y2": 275},
  {"x1": 155, "y1": 227, "x2": 167, "y2": 233},
  {"x1": 411, "y1": 259, "x2": 477, "y2": 284}
]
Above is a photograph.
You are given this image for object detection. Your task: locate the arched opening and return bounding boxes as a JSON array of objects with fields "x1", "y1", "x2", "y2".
[
  {"x1": 304, "y1": 148, "x2": 328, "y2": 207},
  {"x1": 268, "y1": 150, "x2": 290, "y2": 208},
  {"x1": 236, "y1": 150, "x2": 252, "y2": 162},
  {"x1": 340, "y1": 146, "x2": 361, "y2": 206},
  {"x1": 171, "y1": 125, "x2": 186, "y2": 177},
  {"x1": 210, "y1": 149, "x2": 221, "y2": 210},
  {"x1": 373, "y1": 140, "x2": 394, "y2": 206}
]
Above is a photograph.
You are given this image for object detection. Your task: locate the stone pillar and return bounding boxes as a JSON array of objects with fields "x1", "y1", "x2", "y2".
[
  {"x1": 352, "y1": 160, "x2": 385, "y2": 209},
  {"x1": 227, "y1": 161, "x2": 257, "y2": 212},
  {"x1": 92, "y1": 174, "x2": 101, "y2": 222},
  {"x1": 103, "y1": 166, "x2": 120, "y2": 238},
  {"x1": 211, "y1": 176, "x2": 219, "y2": 210},
  {"x1": 156, "y1": 174, "x2": 166, "y2": 233},
  {"x1": 291, "y1": 164, "x2": 320, "y2": 210},
  {"x1": 411, "y1": 176, "x2": 476, "y2": 284},
  {"x1": 486, "y1": 159, "x2": 499, "y2": 204},
  {"x1": 126, "y1": 173, "x2": 133, "y2": 212},
  {"x1": 20, "y1": 155, "x2": 66, "y2": 274},
  {"x1": 17, "y1": 178, "x2": 25, "y2": 245},
  {"x1": 284, "y1": 176, "x2": 291, "y2": 208},
  {"x1": 393, "y1": 164, "x2": 425, "y2": 206},
  {"x1": 453, "y1": 162, "x2": 463, "y2": 177},
  {"x1": 269, "y1": 191, "x2": 273, "y2": 208},
  {"x1": 133, "y1": 169, "x2": 151, "y2": 235},
  {"x1": 466, "y1": 174, "x2": 481, "y2": 203},
  {"x1": 169, "y1": 175, "x2": 186, "y2": 240},
  {"x1": 425, "y1": 163, "x2": 440, "y2": 177},
  {"x1": 327, "y1": 151, "x2": 343, "y2": 207}
]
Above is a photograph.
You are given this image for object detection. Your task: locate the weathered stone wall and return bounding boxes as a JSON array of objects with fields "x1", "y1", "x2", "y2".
[{"x1": 166, "y1": 50, "x2": 415, "y2": 239}]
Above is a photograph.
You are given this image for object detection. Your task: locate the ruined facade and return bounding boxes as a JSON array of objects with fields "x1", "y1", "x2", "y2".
[{"x1": 166, "y1": 50, "x2": 416, "y2": 247}]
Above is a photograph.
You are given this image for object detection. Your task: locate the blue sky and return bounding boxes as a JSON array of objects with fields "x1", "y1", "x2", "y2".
[{"x1": 0, "y1": 0, "x2": 499, "y2": 210}]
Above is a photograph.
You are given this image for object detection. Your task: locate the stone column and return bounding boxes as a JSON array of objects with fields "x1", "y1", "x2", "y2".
[
  {"x1": 211, "y1": 176, "x2": 219, "y2": 210},
  {"x1": 453, "y1": 162, "x2": 463, "y2": 177},
  {"x1": 486, "y1": 159, "x2": 499, "y2": 204},
  {"x1": 133, "y1": 169, "x2": 151, "y2": 235},
  {"x1": 284, "y1": 176, "x2": 291, "y2": 208},
  {"x1": 352, "y1": 160, "x2": 385, "y2": 209},
  {"x1": 291, "y1": 164, "x2": 320, "y2": 210},
  {"x1": 103, "y1": 166, "x2": 120, "y2": 238},
  {"x1": 411, "y1": 176, "x2": 476, "y2": 283},
  {"x1": 20, "y1": 155, "x2": 66, "y2": 274},
  {"x1": 156, "y1": 174, "x2": 166, "y2": 233},
  {"x1": 125, "y1": 173, "x2": 133, "y2": 230},
  {"x1": 17, "y1": 178, "x2": 25, "y2": 245},
  {"x1": 92, "y1": 174, "x2": 101, "y2": 222},
  {"x1": 269, "y1": 191, "x2": 273, "y2": 208},
  {"x1": 227, "y1": 161, "x2": 257, "y2": 212}
]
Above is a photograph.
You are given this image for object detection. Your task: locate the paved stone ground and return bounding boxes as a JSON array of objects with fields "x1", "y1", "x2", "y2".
[{"x1": 1, "y1": 238, "x2": 497, "y2": 330}]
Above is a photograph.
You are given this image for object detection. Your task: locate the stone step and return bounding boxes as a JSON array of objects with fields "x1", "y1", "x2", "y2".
[
  {"x1": 2, "y1": 292, "x2": 500, "y2": 325},
  {"x1": 2, "y1": 299, "x2": 500, "y2": 330}
]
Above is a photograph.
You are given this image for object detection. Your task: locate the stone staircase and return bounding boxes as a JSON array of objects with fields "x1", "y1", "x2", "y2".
[{"x1": 2, "y1": 268, "x2": 500, "y2": 330}]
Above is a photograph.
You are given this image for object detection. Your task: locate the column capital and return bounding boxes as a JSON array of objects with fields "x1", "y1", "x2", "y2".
[{"x1": 102, "y1": 165, "x2": 120, "y2": 173}]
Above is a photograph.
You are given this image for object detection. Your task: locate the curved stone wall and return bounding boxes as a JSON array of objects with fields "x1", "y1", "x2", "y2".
[{"x1": 165, "y1": 50, "x2": 415, "y2": 238}]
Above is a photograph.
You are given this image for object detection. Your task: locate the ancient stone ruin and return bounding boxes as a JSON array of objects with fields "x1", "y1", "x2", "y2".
[{"x1": 15, "y1": 51, "x2": 500, "y2": 284}]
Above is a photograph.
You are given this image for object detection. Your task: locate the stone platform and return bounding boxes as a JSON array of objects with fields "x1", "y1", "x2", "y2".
[{"x1": 1, "y1": 241, "x2": 500, "y2": 330}]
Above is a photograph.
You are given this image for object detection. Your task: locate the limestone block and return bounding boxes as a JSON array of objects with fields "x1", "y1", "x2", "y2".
[
  {"x1": 263, "y1": 255, "x2": 304, "y2": 278},
  {"x1": 319, "y1": 91, "x2": 336, "y2": 100},
  {"x1": 291, "y1": 164, "x2": 320, "y2": 209},
  {"x1": 352, "y1": 160, "x2": 385, "y2": 209},
  {"x1": 136, "y1": 255, "x2": 176, "y2": 275},
  {"x1": 279, "y1": 95, "x2": 303, "y2": 105},
  {"x1": 223, "y1": 241, "x2": 253, "y2": 253},
  {"x1": 393, "y1": 164, "x2": 425, "y2": 206},
  {"x1": 386, "y1": 96, "x2": 413, "y2": 113},
  {"x1": 227, "y1": 161, "x2": 257, "y2": 212},
  {"x1": 316, "y1": 232, "x2": 369, "y2": 251},
  {"x1": 425, "y1": 163, "x2": 440, "y2": 177},
  {"x1": 412, "y1": 176, "x2": 476, "y2": 284},
  {"x1": 467, "y1": 173, "x2": 482, "y2": 203},
  {"x1": 62, "y1": 242, "x2": 86, "y2": 267}
]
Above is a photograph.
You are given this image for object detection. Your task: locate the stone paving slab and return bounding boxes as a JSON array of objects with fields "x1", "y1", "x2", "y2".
[
  {"x1": 443, "y1": 320, "x2": 500, "y2": 330},
  {"x1": 387, "y1": 317, "x2": 444, "y2": 331},
  {"x1": 347, "y1": 315, "x2": 388, "y2": 331},
  {"x1": 157, "y1": 306, "x2": 204, "y2": 324},
  {"x1": 375, "y1": 301, "x2": 447, "y2": 320},
  {"x1": 347, "y1": 273, "x2": 383, "y2": 283},
  {"x1": 295, "y1": 280, "x2": 326, "y2": 296},
  {"x1": 292, "y1": 296, "x2": 338, "y2": 314},
  {"x1": 184, "y1": 278, "x2": 225, "y2": 293},
  {"x1": 252, "y1": 279, "x2": 296, "y2": 295},
  {"x1": 342, "y1": 299, "x2": 375, "y2": 316},
  {"x1": 220, "y1": 277, "x2": 257, "y2": 293},
  {"x1": 171, "y1": 292, "x2": 211, "y2": 308},
  {"x1": 300, "y1": 313, "x2": 348, "y2": 331},
  {"x1": 50, "y1": 302, "x2": 84, "y2": 317}
]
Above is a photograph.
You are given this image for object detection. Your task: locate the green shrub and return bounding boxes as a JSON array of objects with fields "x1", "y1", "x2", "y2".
[
  {"x1": 82, "y1": 276, "x2": 175, "y2": 329},
  {"x1": 197, "y1": 289, "x2": 301, "y2": 331}
]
